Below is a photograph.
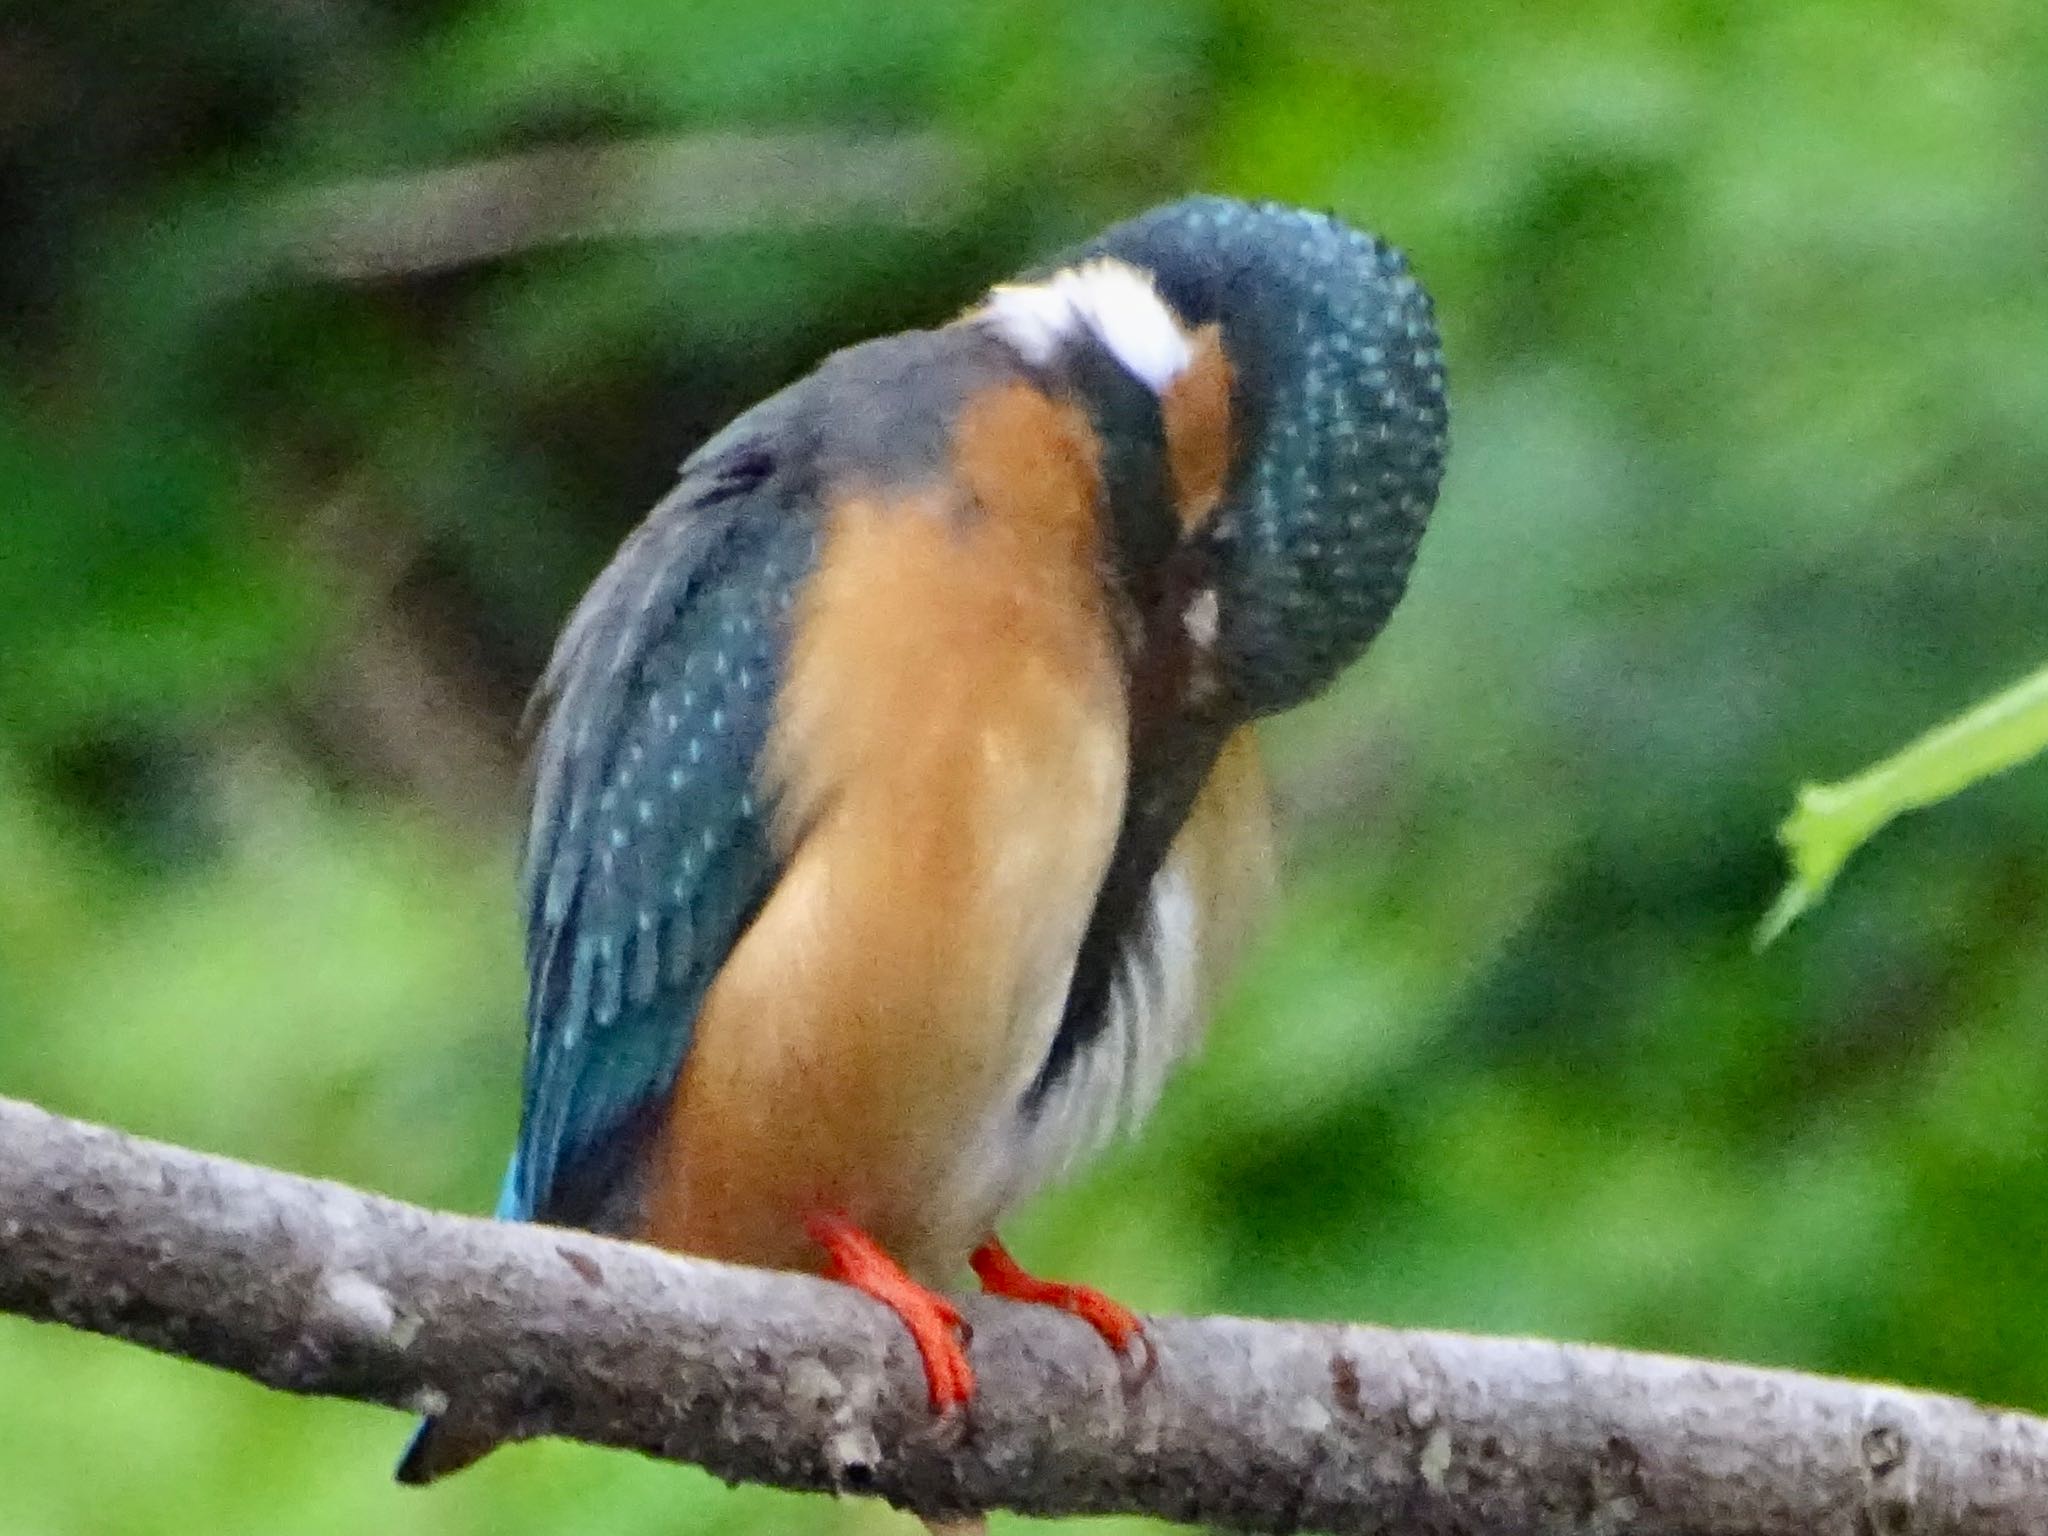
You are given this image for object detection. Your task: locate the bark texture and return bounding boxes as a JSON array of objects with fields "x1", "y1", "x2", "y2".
[{"x1": 2, "y1": 1093, "x2": 2044, "y2": 1532}]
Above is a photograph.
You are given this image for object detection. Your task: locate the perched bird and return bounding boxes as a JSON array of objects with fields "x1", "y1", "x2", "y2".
[{"x1": 398, "y1": 195, "x2": 1446, "y2": 1485}]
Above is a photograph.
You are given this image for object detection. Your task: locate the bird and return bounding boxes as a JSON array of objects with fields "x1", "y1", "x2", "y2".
[{"x1": 395, "y1": 195, "x2": 1447, "y2": 1494}]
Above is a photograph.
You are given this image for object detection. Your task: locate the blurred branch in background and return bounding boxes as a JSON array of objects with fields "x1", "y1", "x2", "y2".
[
  {"x1": 270, "y1": 131, "x2": 971, "y2": 282},
  {"x1": 289, "y1": 490, "x2": 523, "y2": 824},
  {"x1": 6, "y1": 1093, "x2": 2047, "y2": 1536},
  {"x1": 1762, "y1": 663, "x2": 2048, "y2": 946}
]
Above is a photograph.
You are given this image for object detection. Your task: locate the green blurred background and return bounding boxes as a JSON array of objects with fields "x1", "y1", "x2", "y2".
[{"x1": 4, "y1": 2, "x2": 2046, "y2": 1531}]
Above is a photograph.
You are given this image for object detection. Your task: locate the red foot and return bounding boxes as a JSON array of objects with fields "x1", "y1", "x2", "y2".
[
  {"x1": 807, "y1": 1212, "x2": 974, "y2": 1412},
  {"x1": 970, "y1": 1237, "x2": 1145, "y2": 1359}
]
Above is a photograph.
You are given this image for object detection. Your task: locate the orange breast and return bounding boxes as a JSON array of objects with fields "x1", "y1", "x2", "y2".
[
  {"x1": 1174, "y1": 727, "x2": 1276, "y2": 1002},
  {"x1": 642, "y1": 384, "x2": 1129, "y2": 1279}
]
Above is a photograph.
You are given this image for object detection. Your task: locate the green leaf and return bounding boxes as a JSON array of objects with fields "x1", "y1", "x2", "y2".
[{"x1": 1760, "y1": 662, "x2": 2048, "y2": 946}]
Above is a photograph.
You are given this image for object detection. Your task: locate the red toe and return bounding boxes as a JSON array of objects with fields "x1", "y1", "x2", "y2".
[
  {"x1": 970, "y1": 1236, "x2": 1145, "y2": 1356},
  {"x1": 808, "y1": 1213, "x2": 975, "y2": 1412}
]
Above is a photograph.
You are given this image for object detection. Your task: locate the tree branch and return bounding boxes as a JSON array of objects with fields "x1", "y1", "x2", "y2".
[
  {"x1": 268, "y1": 131, "x2": 969, "y2": 281},
  {"x1": 0, "y1": 1094, "x2": 2042, "y2": 1533}
]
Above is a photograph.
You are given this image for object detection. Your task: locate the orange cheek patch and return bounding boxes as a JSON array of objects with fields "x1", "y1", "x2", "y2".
[{"x1": 1159, "y1": 324, "x2": 1234, "y2": 531}]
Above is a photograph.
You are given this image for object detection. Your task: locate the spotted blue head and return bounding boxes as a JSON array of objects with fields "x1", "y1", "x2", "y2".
[{"x1": 1060, "y1": 195, "x2": 1447, "y2": 715}]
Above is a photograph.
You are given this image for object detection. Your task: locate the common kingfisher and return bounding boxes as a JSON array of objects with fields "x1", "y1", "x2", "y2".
[{"x1": 398, "y1": 195, "x2": 1446, "y2": 1482}]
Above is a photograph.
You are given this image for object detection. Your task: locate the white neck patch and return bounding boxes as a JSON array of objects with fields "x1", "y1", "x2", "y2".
[{"x1": 983, "y1": 258, "x2": 1193, "y2": 396}]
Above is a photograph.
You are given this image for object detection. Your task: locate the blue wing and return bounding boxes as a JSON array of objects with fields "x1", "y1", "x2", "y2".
[
  {"x1": 502, "y1": 411, "x2": 821, "y2": 1229},
  {"x1": 401, "y1": 414, "x2": 822, "y2": 1482}
]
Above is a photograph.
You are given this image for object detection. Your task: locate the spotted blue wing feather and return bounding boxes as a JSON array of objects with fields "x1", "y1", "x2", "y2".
[
  {"x1": 504, "y1": 411, "x2": 820, "y2": 1229},
  {"x1": 401, "y1": 413, "x2": 820, "y2": 1480}
]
